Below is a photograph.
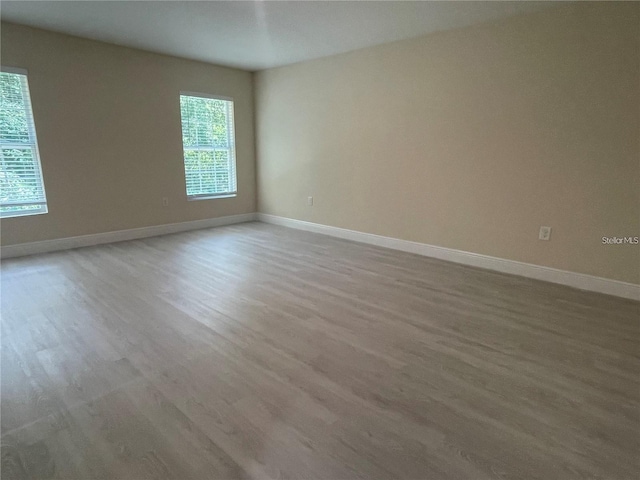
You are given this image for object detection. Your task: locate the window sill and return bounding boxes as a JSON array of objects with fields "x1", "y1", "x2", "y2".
[
  {"x1": 0, "y1": 208, "x2": 48, "y2": 219},
  {"x1": 187, "y1": 194, "x2": 237, "y2": 202}
]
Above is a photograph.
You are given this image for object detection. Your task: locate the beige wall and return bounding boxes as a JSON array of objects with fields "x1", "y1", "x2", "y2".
[
  {"x1": 255, "y1": 2, "x2": 640, "y2": 285},
  {"x1": 1, "y1": 22, "x2": 256, "y2": 246}
]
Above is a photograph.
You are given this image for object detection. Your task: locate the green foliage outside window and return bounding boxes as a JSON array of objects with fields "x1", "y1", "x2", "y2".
[
  {"x1": 0, "y1": 71, "x2": 47, "y2": 216},
  {"x1": 180, "y1": 95, "x2": 236, "y2": 197}
]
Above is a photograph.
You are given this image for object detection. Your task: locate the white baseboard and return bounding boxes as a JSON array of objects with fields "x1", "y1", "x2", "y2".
[
  {"x1": 1, "y1": 213, "x2": 257, "y2": 259},
  {"x1": 257, "y1": 213, "x2": 640, "y2": 301},
  {"x1": 3, "y1": 211, "x2": 637, "y2": 301}
]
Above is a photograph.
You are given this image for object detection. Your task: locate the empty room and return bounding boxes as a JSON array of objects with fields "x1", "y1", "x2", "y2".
[{"x1": 1, "y1": 1, "x2": 639, "y2": 479}]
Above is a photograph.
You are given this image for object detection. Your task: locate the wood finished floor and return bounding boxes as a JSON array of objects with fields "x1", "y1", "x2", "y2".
[{"x1": 1, "y1": 222, "x2": 639, "y2": 480}]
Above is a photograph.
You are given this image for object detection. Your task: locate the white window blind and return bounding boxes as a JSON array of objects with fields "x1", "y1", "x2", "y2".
[
  {"x1": 0, "y1": 69, "x2": 48, "y2": 217},
  {"x1": 179, "y1": 93, "x2": 237, "y2": 199}
]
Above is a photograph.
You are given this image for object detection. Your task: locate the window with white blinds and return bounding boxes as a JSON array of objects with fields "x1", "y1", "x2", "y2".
[
  {"x1": 0, "y1": 69, "x2": 48, "y2": 217},
  {"x1": 179, "y1": 93, "x2": 237, "y2": 199}
]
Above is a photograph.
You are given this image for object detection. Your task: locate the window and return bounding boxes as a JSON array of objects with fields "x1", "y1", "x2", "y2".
[
  {"x1": 0, "y1": 69, "x2": 48, "y2": 217},
  {"x1": 179, "y1": 93, "x2": 237, "y2": 199}
]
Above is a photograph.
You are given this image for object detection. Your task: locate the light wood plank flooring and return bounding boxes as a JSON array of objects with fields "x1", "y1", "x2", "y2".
[{"x1": 1, "y1": 222, "x2": 639, "y2": 479}]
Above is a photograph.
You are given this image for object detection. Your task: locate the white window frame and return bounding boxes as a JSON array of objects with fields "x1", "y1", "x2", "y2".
[
  {"x1": 179, "y1": 91, "x2": 237, "y2": 201},
  {"x1": 0, "y1": 66, "x2": 48, "y2": 218}
]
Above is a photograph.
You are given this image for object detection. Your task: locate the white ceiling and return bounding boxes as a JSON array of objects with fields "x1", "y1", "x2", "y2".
[{"x1": 1, "y1": 1, "x2": 552, "y2": 71}]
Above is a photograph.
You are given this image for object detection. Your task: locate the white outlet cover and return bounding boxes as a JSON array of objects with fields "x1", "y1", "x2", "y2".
[{"x1": 539, "y1": 226, "x2": 551, "y2": 240}]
